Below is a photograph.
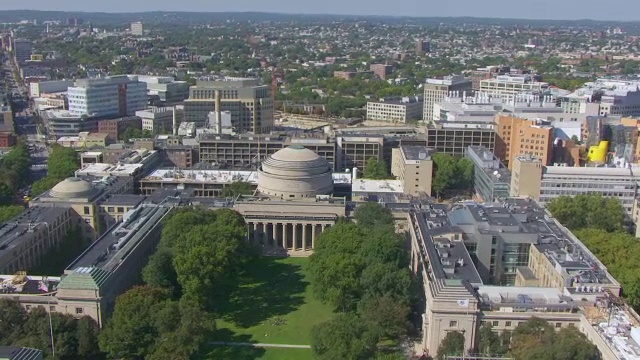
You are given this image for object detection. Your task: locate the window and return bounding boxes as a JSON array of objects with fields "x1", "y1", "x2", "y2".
[
  {"x1": 117, "y1": 207, "x2": 124, "y2": 213},
  {"x1": 449, "y1": 321, "x2": 458, "y2": 327},
  {"x1": 506, "y1": 321, "x2": 512, "y2": 327},
  {"x1": 107, "y1": 207, "x2": 114, "y2": 212},
  {"x1": 555, "y1": 323, "x2": 562, "y2": 328},
  {"x1": 50, "y1": 306, "x2": 56, "y2": 312},
  {"x1": 25, "y1": 305, "x2": 31, "y2": 310},
  {"x1": 83, "y1": 206, "x2": 90, "y2": 215},
  {"x1": 492, "y1": 321, "x2": 499, "y2": 327},
  {"x1": 75, "y1": 308, "x2": 83, "y2": 314}
]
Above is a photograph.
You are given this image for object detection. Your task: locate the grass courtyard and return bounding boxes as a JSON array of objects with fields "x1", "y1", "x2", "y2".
[{"x1": 199, "y1": 257, "x2": 335, "y2": 360}]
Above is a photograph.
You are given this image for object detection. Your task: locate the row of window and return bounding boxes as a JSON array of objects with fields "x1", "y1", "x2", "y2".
[{"x1": 25, "y1": 304, "x2": 84, "y2": 314}]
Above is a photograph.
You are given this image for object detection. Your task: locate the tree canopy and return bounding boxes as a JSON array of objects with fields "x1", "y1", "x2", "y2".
[
  {"x1": 309, "y1": 202, "x2": 412, "y2": 358},
  {"x1": 311, "y1": 313, "x2": 378, "y2": 360},
  {"x1": 437, "y1": 331, "x2": 465, "y2": 360},
  {"x1": 0, "y1": 299, "x2": 102, "y2": 359},
  {"x1": 509, "y1": 317, "x2": 600, "y2": 360},
  {"x1": 221, "y1": 181, "x2": 254, "y2": 198},
  {"x1": 363, "y1": 157, "x2": 392, "y2": 180},
  {"x1": 0, "y1": 143, "x2": 31, "y2": 204},
  {"x1": 547, "y1": 194, "x2": 625, "y2": 232},
  {"x1": 32, "y1": 145, "x2": 80, "y2": 196},
  {"x1": 432, "y1": 154, "x2": 474, "y2": 198}
]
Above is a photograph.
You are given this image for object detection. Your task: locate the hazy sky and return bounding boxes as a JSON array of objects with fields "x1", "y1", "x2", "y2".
[{"x1": 0, "y1": 0, "x2": 639, "y2": 21}]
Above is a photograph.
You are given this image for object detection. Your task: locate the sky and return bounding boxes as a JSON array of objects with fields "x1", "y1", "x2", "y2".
[{"x1": 0, "y1": 0, "x2": 639, "y2": 21}]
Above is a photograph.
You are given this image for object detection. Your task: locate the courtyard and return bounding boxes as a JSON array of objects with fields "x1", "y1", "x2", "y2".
[{"x1": 200, "y1": 257, "x2": 335, "y2": 360}]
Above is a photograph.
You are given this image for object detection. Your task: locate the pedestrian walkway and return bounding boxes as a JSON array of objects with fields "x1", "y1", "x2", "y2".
[{"x1": 208, "y1": 341, "x2": 311, "y2": 349}]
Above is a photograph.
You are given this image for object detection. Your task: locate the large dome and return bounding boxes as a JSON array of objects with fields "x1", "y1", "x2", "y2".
[
  {"x1": 257, "y1": 146, "x2": 333, "y2": 198},
  {"x1": 49, "y1": 177, "x2": 98, "y2": 199}
]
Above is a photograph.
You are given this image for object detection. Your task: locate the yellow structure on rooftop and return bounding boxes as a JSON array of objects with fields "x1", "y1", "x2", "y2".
[{"x1": 587, "y1": 141, "x2": 609, "y2": 163}]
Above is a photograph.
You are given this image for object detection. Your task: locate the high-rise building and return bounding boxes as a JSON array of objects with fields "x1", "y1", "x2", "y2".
[
  {"x1": 67, "y1": 76, "x2": 148, "y2": 118},
  {"x1": 425, "y1": 121, "x2": 496, "y2": 157},
  {"x1": 12, "y1": 39, "x2": 32, "y2": 64},
  {"x1": 183, "y1": 77, "x2": 273, "y2": 133},
  {"x1": 415, "y1": 39, "x2": 430, "y2": 54},
  {"x1": 495, "y1": 115, "x2": 554, "y2": 168},
  {"x1": 131, "y1": 21, "x2": 143, "y2": 36},
  {"x1": 509, "y1": 155, "x2": 543, "y2": 199},
  {"x1": 423, "y1": 75, "x2": 472, "y2": 121}
]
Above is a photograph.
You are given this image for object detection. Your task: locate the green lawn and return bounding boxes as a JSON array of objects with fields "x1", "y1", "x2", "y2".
[{"x1": 199, "y1": 257, "x2": 334, "y2": 360}]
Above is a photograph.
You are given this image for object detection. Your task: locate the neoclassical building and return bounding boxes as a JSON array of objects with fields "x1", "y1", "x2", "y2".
[{"x1": 237, "y1": 145, "x2": 346, "y2": 256}]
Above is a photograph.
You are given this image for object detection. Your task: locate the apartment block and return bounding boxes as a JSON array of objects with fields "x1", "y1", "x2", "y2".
[
  {"x1": 423, "y1": 75, "x2": 472, "y2": 121},
  {"x1": 509, "y1": 155, "x2": 542, "y2": 200},
  {"x1": 366, "y1": 97, "x2": 422, "y2": 123},
  {"x1": 183, "y1": 77, "x2": 273, "y2": 133},
  {"x1": 370, "y1": 64, "x2": 393, "y2": 80},
  {"x1": 130, "y1": 21, "x2": 143, "y2": 36},
  {"x1": 495, "y1": 115, "x2": 554, "y2": 169},
  {"x1": 391, "y1": 145, "x2": 434, "y2": 196}
]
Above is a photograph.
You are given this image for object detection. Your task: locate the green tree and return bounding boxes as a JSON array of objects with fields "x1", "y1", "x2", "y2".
[
  {"x1": 46, "y1": 145, "x2": 80, "y2": 180},
  {"x1": 354, "y1": 202, "x2": 394, "y2": 230},
  {"x1": 221, "y1": 181, "x2": 254, "y2": 198},
  {"x1": 309, "y1": 222, "x2": 368, "y2": 311},
  {"x1": 171, "y1": 209, "x2": 250, "y2": 308},
  {"x1": 476, "y1": 323, "x2": 504, "y2": 356},
  {"x1": 122, "y1": 127, "x2": 153, "y2": 142},
  {"x1": 547, "y1": 194, "x2": 625, "y2": 232},
  {"x1": 99, "y1": 286, "x2": 173, "y2": 359},
  {"x1": 358, "y1": 295, "x2": 410, "y2": 340},
  {"x1": 143, "y1": 248, "x2": 181, "y2": 297},
  {"x1": 0, "y1": 205, "x2": 24, "y2": 223},
  {"x1": 432, "y1": 153, "x2": 457, "y2": 198},
  {"x1": 363, "y1": 157, "x2": 392, "y2": 179},
  {"x1": 76, "y1": 316, "x2": 102, "y2": 358},
  {"x1": 0, "y1": 299, "x2": 27, "y2": 345},
  {"x1": 437, "y1": 331, "x2": 466, "y2": 360},
  {"x1": 31, "y1": 177, "x2": 61, "y2": 197},
  {"x1": 311, "y1": 314, "x2": 377, "y2": 360}
]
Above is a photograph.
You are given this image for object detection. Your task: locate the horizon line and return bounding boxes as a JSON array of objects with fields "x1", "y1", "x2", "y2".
[{"x1": 0, "y1": 9, "x2": 637, "y2": 23}]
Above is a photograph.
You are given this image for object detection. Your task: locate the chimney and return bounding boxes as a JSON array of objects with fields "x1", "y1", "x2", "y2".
[
  {"x1": 172, "y1": 106, "x2": 177, "y2": 136},
  {"x1": 215, "y1": 89, "x2": 222, "y2": 134}
]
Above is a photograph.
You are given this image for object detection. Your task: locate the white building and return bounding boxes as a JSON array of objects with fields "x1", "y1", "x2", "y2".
[
  {"x1": 131, "y1": 75, "x2": 189, "y2": 103},
  {"x1": 131, "y1": 22, "x2": 143, "y2": 36},
  {"x1": 423, "y1": 75, "x2": 472, "y2": 121},
  {"x1": 67, "y1": 76, "x2": 147, "y2": 118},
  {"x1": 479, "y1": 75, "x2": 549, "y2": 96},
  {"x1": 136, "y1": 106, "x2": 184, "y2": 135},
  {"x1": 561, "y1": 78, "x2": 640, "y2": 117},
  {"x1": 366, "y1": 97, "x2": 423, "y2": 123},
  {"x1": 29, "y1": 80, "x2": 74, "y2": 98}
]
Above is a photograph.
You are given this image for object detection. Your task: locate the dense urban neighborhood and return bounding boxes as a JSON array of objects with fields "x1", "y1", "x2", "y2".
[{"x1": 1, "y1": 7, "x2": 640, "y2": 360}]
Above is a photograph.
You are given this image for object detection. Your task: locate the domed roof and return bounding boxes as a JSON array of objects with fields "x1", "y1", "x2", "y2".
[
  {"x1": 271, "y1": 145, "x2": 321, "y2": 162},
  {"x1": 49, "y1": 177, "x2": 98, "y2": 199}
]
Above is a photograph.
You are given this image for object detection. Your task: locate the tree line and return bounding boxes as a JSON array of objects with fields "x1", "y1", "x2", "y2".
[
  {"x1": 0, "y1": 142, "x2": 31, "y2": 204},
  {"x1": 99, "y1": 207, "x2": 253, "y2": 359},
  {"x1": 32, "y1": 145, "x2": 80, "y2": 196},
  {"x1": 308, "y1": 202, "x2": 413, "y2": 359},
  {"x1": 547, "y1": 194, "x2": 640, "y2": 308},
  {"x1": 439, "y1": 317, "x2": 600, "y2": 360},
  {"x1": 0, "y1": 299, "x2": 102, "y2": 360}
]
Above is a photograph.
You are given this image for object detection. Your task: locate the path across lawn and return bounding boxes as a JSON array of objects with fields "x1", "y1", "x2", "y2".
[{"x1": 208, "y1": 342, "x2": 311, "y2": 349}]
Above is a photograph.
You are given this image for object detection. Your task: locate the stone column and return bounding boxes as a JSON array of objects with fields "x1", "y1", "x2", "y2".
[
  {"x1": 292, "y1": 223, "x2": 299, "y2": 250},
  {"x1": 253, "y1": 222, "x2": 258, "y2": 244},
  {"x1": 302, "y1": 224, "x2": 308, "y2": 251},
  {"x1": 282, "y1": 223, "x2": 288, "y2": 249},
  {"x1": 311, "y1": 224, "x2": 317, "y2": 250},
  {"x1": 266, "y1": 223, "x2": 273, "y2": 246}
]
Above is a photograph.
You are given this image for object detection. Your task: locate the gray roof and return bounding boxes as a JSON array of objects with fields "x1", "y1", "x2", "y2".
[{"x1": 0, "y1": 346, "x2": 43, "y2": 360}]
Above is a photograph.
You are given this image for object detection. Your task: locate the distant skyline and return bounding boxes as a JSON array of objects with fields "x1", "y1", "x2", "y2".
[{"x1": 0, "y1": 0, "x2": 639, "y2": 21}]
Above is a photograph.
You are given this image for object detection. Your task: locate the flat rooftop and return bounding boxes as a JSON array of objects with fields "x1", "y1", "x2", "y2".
[
  {"x1": 0, "y1": 274, "x2": 60, "y2": 295},
  {"x1": 66, "y1": 205, "x2": 171, "y2": 273},
  {"x1": 142, "y1": 169, "x2": 353, "y2": 185},
  {"x1": 352, "y1": 179, "x2": 404, "y2": 194},
  {"x1": 401, "y1": 145, "x2": 434, "y2": 161},
  {"x1": 76, "y1": 163, "x2": 143, "y2": 177},
  {"x1": 0, "y1": 207, "x2": 70, "y2": 254}
]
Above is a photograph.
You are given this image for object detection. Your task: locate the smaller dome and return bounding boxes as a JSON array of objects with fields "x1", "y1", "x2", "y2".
[
  {"x1": 271, "y1": 146, "x2": 321, "y2": 162},
  {"x1": 50, "y1": 177, "x2": 97, "y2": 199}
]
